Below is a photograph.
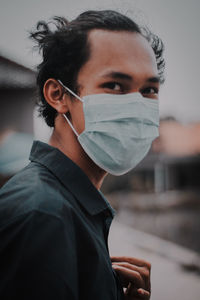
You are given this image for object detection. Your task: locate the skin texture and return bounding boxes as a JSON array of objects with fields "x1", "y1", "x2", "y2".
[{"x1": 43, "y1": 29, "x2": 159, "y2": 299}]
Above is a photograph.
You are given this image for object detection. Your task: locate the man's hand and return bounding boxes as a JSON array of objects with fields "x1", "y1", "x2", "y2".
[{"x1": 111, "y1": 256, "x2": 151, "y2": 299}]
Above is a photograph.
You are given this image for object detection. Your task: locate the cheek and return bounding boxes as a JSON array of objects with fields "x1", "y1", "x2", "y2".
[{"x1": 77, "y1": 73, "x2": 101, "y2": 97}]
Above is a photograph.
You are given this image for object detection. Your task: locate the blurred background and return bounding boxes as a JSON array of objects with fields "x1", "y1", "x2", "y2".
[{"x1": 0, "y1": 0, "x2": 200, "y2": 299}]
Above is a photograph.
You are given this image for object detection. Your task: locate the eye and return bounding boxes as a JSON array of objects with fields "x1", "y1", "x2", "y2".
[
  {"x1": 101, "y1": 82, "x2": 124, "y2": 93},
  {"x1": 142, "y1": 87, "x2": 159, "y2": 97}
]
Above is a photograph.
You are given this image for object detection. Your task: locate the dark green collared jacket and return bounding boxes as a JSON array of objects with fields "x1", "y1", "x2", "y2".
[{"x1": 0, "y1": 141, "x2": 124, "y2": 300}]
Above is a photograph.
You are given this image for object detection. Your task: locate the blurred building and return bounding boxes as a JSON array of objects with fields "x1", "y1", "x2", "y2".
[
  {"x1": 0, "y1": 55, "x2": 36, "y2": 186},
  {"x1": 0, "y1": 55, "x2": 36, "y2": 133},
  {"x1": 151, "y1": 120, "x2": 200, "y2": 193}
]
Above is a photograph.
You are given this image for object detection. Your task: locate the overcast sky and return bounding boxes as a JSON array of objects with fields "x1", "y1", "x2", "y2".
[{"x1": 0, "y1": 0, "x2": 200, "y2": 123}]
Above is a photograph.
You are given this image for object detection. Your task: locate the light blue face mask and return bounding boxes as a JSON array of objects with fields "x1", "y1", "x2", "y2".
[{"x1": 58, "y1": 80, "x2": 159, "y2": 176}]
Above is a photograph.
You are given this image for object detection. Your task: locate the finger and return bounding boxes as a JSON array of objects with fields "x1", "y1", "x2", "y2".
[
  {"x1": 111, "y1": 256, "x2": 151, "y2": 269},
  {"x1": 137, "y1": 288, "x2": 150, "y2": 299},
  {"x1": 112, "y1": 262, "x2": 149, "y2": 276},
  {"x1": 125, "y1": 284, "x2": 150, "y2": 299},
  {"x1": 125, "y1": 284, "x2": 138, "y2": 297},
  {"x1": 112, "y1": 264, "x2": 145, "y2": 288}
]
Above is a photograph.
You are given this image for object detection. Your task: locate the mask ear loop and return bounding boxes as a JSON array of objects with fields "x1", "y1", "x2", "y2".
[
  {"x1": 57, "y1": 79, "x2": 83, "y2": 137},
  {"x1": 62, "y1": 113, "x2": 79, "y2": 137},
  {"x1": 57, "y1": 79, "x2": 83, "y2": 102}
]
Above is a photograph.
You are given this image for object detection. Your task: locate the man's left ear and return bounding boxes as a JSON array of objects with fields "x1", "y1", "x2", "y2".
[{"x1": 43, "y1": 78, "x2": 69, "y2": 114}]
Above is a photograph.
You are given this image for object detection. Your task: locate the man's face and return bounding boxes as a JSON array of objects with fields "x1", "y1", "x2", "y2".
[{"x1": 69, "y1": 29, "x2": 160, "y2": 134}]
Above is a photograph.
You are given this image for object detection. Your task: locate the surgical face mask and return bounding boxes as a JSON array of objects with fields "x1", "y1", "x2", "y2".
[{"x1": 58, "y1": 80, "x2": 159, "y2": 176}]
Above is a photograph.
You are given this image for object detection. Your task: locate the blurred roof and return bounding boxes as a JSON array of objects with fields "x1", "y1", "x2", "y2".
[
  {"x1": 153, "y1": 120, "x2": 200, "y2": 156},
  {"x1": 0, "y1": 55, "x2": 36, "y2": 89}
]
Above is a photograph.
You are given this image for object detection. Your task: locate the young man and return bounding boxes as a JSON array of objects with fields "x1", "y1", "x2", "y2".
[{"x1": 0, "y1": 10, "x2": 165, "y2": 300}]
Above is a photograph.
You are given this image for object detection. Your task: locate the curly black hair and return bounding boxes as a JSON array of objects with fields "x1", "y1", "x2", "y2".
[{"x1": 30, "y1": 10, "x2": 165, "y2": 127}]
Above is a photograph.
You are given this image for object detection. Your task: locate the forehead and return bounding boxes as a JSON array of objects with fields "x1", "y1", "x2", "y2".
[{"x1": 79, "y1": 29, "x2": 158, "y2": 80}]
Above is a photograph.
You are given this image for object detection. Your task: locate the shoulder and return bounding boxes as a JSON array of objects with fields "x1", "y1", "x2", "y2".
[{"x1": 0, "y1": 161, "x2": 75, "y2": 227}]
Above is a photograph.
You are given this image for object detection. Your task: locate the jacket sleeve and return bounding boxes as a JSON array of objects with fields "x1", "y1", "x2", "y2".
[{"x1": 0, "y1": 210, "x2": 78, "y2": 300}]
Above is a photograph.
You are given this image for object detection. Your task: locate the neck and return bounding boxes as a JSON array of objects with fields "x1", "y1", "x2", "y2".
[{"x1": 48, "y1": 115, "x2": 107, "y2": 190}]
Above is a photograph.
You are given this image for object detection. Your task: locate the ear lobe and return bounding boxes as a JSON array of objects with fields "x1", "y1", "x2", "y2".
[{"x1": 43, "y1": 78, "x2": 69, "y2": 114}]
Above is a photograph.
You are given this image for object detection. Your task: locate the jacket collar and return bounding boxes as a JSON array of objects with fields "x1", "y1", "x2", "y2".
[{"x1": 29, "y1": 141, "x2": 115, "y2": 217}]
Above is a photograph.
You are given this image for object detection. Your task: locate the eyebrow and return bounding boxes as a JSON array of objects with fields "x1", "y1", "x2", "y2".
[
  {"x1": 147, "y1": 77, "x2": 160, "y2": 83},
  {"x1": 102, "y1": 71, "x2": 160, "y2": 83},
  {"x1": 102, "y1": 71, "x2": 132, "y2": 81}
]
